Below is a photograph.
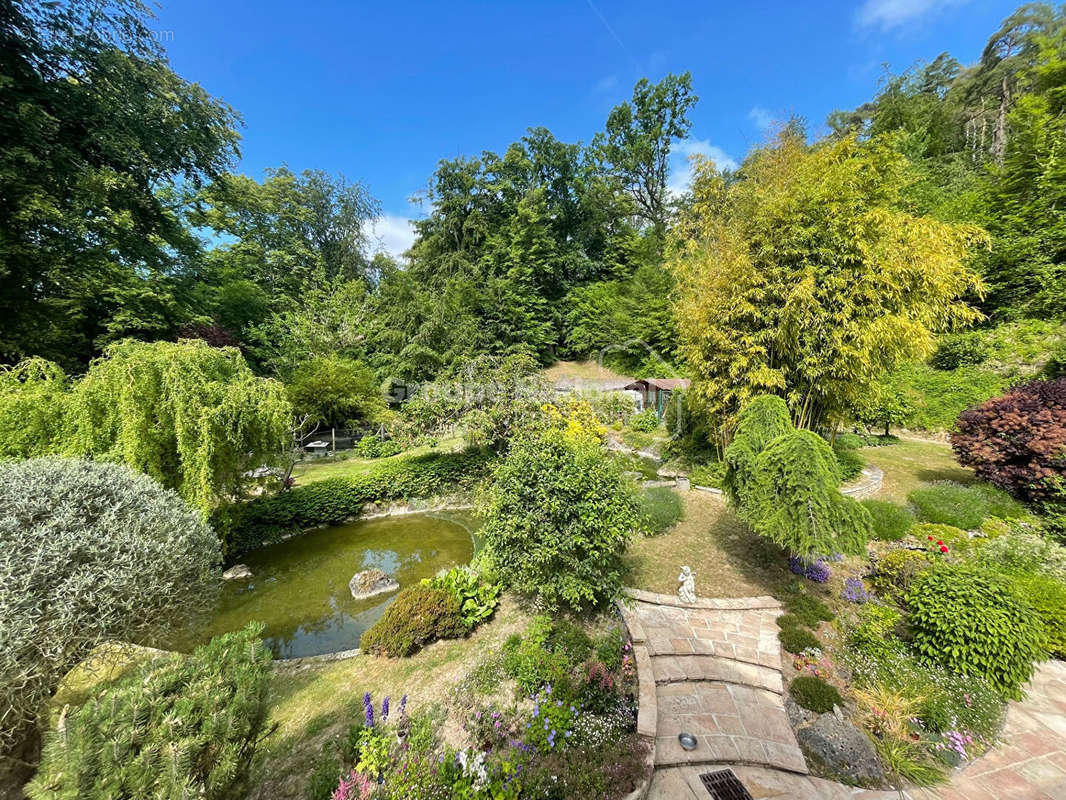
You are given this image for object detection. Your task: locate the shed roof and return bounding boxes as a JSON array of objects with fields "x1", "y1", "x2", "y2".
[{"x1": 623, "y1": 378, "x2": 691, "y2": 391}]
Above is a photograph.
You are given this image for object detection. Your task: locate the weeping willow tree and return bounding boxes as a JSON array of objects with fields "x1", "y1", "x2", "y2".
[
  {"x1": 65, "y1": 340, "x2": 292, "y2": 511},
  {"x1": 0, "y1": 340, "x2": 291, "y2": 512},
  {"x1": 670, "y1": 130, "x2": 986, "y2": 435},
  {"x1": 722, "y1": 394, "x2": 793, "y2": 510}
]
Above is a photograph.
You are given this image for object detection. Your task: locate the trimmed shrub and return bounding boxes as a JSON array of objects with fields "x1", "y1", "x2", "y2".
[
  {"x1": 908, "y1": 482, "x2": 986, "y2": 530},
  {"x1": 907, "y1": 566, "x2": 1047, "y2": 699},
  {"x1": 638, "y1": 486, "x2": 684, "y2": 534},
  {"x1": 0, "y1": 458, "x2": 220, "y2": 755},
  {"x1": 952, "y1": 378, "x2": 1066, "y2": 504},
  {"x1": 779, "y1": 626, "x2": 822, "y2": 654},
  {"x1": 1014, "y1": 575, "x2": 1066, "y2": 659},
  {"x1": 359, "y1": 586, "x2": 466, "y2": 657},
  {"x1": 862, "y1": 499, "x2": 915, "y2": 541},
  {"x1": 27, "y1": 624, "x2": 272, "y2": 800},
  {"x1": 745, "y1": 430, "x2": 872, "y2": 557},
  {"x1": 629, "y1": 408, "x2": 660, "y2": 432},
  {"x1": 218, "y1": 449, "x2": 492, "y2": 558},
  {"x1": 480, "y1": 424, "x2": 639, "y2": 612},
  {"x1": 789, "y1": 676, "x2": 843, "y2": 713}
]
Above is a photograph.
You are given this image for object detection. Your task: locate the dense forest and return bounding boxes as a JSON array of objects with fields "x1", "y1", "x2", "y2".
[{"x1": 2, "y1": 0, "x2": 1064, "y2": 426}]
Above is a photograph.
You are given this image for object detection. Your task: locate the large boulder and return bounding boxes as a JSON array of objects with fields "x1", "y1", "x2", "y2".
[
  {"x1": 222, "y1": 564, "x2": 253, "y2": 580},
  {"x1": 349, "y1": 568, "x2": 399, "y2": 600},
  {"x1": 795, "y1": 711, "x2": 885, "y2": 787}
]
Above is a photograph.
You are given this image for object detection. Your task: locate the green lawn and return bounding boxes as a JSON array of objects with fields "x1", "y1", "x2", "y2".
[
  {"x1": 291, "y1": 435, "x2": 466, "y2": 485},
  {"x1": 860, "y1": 437, "x2": 974, "y2": 504}
]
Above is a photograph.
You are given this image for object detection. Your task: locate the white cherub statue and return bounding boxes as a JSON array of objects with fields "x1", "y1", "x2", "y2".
[{"x1": 678, "y1": 565, "x2": 696, "y2": 603}]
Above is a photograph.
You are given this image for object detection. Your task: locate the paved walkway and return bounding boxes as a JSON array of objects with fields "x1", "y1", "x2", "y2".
[{"x1": 621, "y1": 588, "x2": 1066, "y2": 800}]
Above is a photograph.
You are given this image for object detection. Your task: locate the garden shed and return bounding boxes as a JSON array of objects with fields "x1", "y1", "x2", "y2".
[{"x1": 622, "y1": 378, "x2": 691, "y2": 418}]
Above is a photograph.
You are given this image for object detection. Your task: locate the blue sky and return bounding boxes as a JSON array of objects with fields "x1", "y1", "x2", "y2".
[{"x1": 155, "y1": 0, "x2": 1019, "y2": 257}]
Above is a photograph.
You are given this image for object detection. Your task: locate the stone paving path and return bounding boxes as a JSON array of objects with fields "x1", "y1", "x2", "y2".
[{"x1": 622, "y1": 588, "x2": 1066, "y2": 800}]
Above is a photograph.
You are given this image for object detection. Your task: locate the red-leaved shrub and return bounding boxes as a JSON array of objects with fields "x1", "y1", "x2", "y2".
[{"x1": 951, "y1": 378, "x2": 1066, "y2": 503}]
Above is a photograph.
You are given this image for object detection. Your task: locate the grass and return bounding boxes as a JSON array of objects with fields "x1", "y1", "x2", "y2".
[
  {"x1": 638, "y1": 486, "x2": 684, "y2": 534},
  {"x1": 542, "y1": 360, "x2": 631, "y2": 382},
  {"x1": 860, "y1": 438, "x2": 974, "y2": 505},
  {"x1": 624, "y1": 490, "x2": 796, "y2": 598},
  {"x1": 291, "y1": 435, "x2": 466, "y2": 485}
]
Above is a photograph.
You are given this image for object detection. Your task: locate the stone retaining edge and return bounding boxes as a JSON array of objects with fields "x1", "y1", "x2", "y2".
[{"x1": 622, "y1": 587, "x2": 783, "y2": 611}]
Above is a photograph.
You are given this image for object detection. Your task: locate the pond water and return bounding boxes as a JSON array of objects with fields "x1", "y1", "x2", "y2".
[{"x1": 171, "y1": 512, "x2": 477, "y2": 659}]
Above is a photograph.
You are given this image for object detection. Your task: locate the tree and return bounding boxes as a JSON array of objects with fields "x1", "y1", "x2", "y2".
[
  {"x1": 0, "y1": 340, "x2": 293, "y2": 511},
  {"x1": 286, "y1": 355, "x2": 385, "y2": 429},
  {"x1": 744, "y1": 430, "x2": 872, "y2": 558},
  {"x1": 478, "y1": 409, "x2": 639, "y2": 611},
  {"x1": 951, "y1": 377, "x2": 1066, "y2": 504},
  {"x1": 722, "y1": 395, "x2": 794, "y2": 509},
  {"x1": 0, "y1": 0, "x2": 240, "y2": 368},
  {"x1": 670, "y1": 132, "x2": 985, "y2": 434},
  {"x1": 0, "y1": 458, "x2": 221, "y2": 766},
  {"x1": 593, "y1": 72, "x2": 698, "y2": 230}
]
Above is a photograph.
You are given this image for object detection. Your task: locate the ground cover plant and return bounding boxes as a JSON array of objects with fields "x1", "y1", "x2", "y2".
[
  {"x1": 862, "y1": 499, "x2": 916, "y2": 541},
  {"x1": 27, "y1": 625, "x2": 272, "y2": 800},
  {"x1": 637, "y1": 486, "x2": 684, "y2": 534}
]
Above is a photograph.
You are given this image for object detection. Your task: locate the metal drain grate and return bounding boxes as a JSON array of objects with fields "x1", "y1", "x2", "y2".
[{"x1": 699, "y1": 769, "x2": 754, "y2": 800}]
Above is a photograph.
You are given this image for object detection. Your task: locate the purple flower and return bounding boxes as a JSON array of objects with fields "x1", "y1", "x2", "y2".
[
  {"x1": 365, "y1": 701, "x2": 374, "y2": 728},
  {"x1": 400, "y1": 695, "x2": 407, "y2": 716},
  {"x1": 790, "y1": 555, "x2": 831, "y2": 583},
  {"x1": 381, "y1": 696, "x2": 390, "y2": 722},
  {"x1": 842, "y1": 577, "x2": 871, "y2": 603}
]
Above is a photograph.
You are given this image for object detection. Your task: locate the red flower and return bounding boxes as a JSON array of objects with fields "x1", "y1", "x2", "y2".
[
  {"x1": 936, "y1": 541, "x2": 944, "y2": 546},
  {"x1": 939, "y1": 545, "x2": 949, "y2": 553}
]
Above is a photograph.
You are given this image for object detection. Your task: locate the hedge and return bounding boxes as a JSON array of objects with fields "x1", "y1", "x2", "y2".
[{"x1": 216, "y1": 450, "x2": 492, "y2": 559}]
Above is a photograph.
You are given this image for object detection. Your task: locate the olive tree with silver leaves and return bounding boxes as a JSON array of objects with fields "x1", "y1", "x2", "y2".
[{"x1": 0, "y1": 459, "x2": 221, "y2": 762}]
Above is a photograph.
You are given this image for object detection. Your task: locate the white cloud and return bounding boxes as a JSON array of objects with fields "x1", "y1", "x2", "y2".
[
  {"x1": 749, "y1": 106, "x2": 774, "y2": 131},
  {"x1": 363, "y1": 214, "x2": 416, "y2": 262},
  {"x1": 856, "y1": 0, "x2": 969, "y2": 31},
  {"x1": 667, "y1": 139, "x2": 738, "y2": 196}
]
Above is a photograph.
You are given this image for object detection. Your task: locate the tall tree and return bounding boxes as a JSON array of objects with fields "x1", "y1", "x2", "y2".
[
  {"x1": 0, "y1": 0, "x2": 240, "y2": 367},
  {"x1": 593, "y1": 72, "x2": 698, "y2": 230},
  {"x1": 670, "y1": 132, "x2": 985, "y2": 434}
]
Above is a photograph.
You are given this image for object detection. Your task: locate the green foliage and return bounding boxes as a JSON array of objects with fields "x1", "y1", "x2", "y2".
[
  {"x1": 0, "y1": 0, "x2": 240, "y2": 368},
  {"x1": 638, "y1": 486, "x2": 684, "y2": 534},
  {"x1": 354, "y1": 434, "x2": 403, "y2": 459},
  {"x1": 930, "y1": 332, "x2": 991, "y2": 370},
  {"x1": 871, "y1": 548, "x2": 935, "y2": 600},
  {"x1": 789, "y1": 676, "x2": 842, "y2": 713},
  {"x1": 219, "y1": 449, "x2": 491, "y2": 558},
  {"x1": 908, "y1": 482, "x2": 992, "y2": 529},
  {"x1": 745, "y1": 430, "x2": 873, "y2": 558},
  {"x1": 421, "y1": 566, "x2": 501, "y2": 630},
  {"x1": 976, "y1": 530, "x2": 1066, "y2": 581},
  {"x1": 286, "y1": 355, "x2": 385, "y2": 428},
  {"x1": 907, "y1": 566, "x2": 1047, "y2": 699},
  {"x1": 501, "y1": 616, "x2": 587, "y2": 698},
  {"x1": 672, "y1": 132, "x2": 984, "y2": 432},
  {"x1": 834, "y1": 433, "x2": 865, "y2": 450},
  {"x1": 779, "y1": 626, "x2": 822, "y2": 654},
  {"x1": 688, "y1": 461, "x2": 725, "y2": 489},
  {"x1": 722, "y1": 395, "x2": 795, "y2": 507},
  {"x1": 783, "y1": 593, "x2": 835, "y2": 628},
  {"x1": 833, "y1": 444, "x2": 866, "y2": 482},
  {"x1": 0, "y1": 458, "x2": 220, "y2": 754},
  {"x1": 0, "y1": 359, "x2": 69, "y2": 458},
  {"x1": 479, "y1": 422, "x2": 640, "y2": 612},
  {"x1": 579, "y1": 390, "x2": 636, "y2": 426},
  {"x1": 57, "y1": 340, "x2": 288, "y2": 512},
  {"x1": 1014, "y1": 574, "x2": 1066, "y2": 658},
  {"x1": 911, "y1": 522, "x2": 971, "y2": 553},
  {"x1": 862, "y1": 499, "x2": 916, "y2": 541},
  {"x1": 875, "y1": 363, "x2": 1008, "y2": 432},
  {"x1": 359, "y1": 585, "x2": 466, "y2": 657},
  {"x1": 28, "y1": 624, "x2": 271, "y2": 800},
  {"x1": 628, "y1": 408, "x2": 660, "y2": 432}
]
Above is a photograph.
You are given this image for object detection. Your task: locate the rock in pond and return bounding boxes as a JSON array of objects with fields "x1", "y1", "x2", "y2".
[
  {"x1": 794, "y1": 711, "x2": 885, "y2": 786},
  {"x1": 349, "y1": 568, "x2": 399, "y2": 600},
  {"x1": 222, "y1": 564, "x2": 253, "y2": 580}
]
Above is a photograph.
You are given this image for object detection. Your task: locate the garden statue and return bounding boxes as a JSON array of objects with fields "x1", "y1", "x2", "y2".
[{"x1": 678, "y1": 565, "x2": 697, "y2": 603}]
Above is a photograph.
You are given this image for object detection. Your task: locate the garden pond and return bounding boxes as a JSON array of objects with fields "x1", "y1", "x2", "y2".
[{"x1": 171, "y1": 511, "x2": 478, "y2": 659}]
